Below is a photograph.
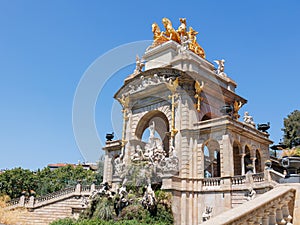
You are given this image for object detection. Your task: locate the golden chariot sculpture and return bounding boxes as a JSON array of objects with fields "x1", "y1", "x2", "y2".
[{"x1": 151, "y1": 17, "x2": 206, "y2": 58}]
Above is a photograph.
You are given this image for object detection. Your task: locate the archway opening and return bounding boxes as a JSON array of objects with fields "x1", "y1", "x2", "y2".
[
  {"x1": 201, "y1": 112, "x2": 217, "y2": 121},
  {"x1": 203, "y1": 140, "x2": 221, "y2": 177},
  {"x1": 233, "y1": 141, "x2": 242, "y2": 175},
  {"x1": 135, "y1": 110, "x2": 170, "y2": 155},
  {"x1": 255, "y1": 149, "x2": 262, "y2": 173},
  {"x1": 244, "y1": 146, "x2": 252, "y2": 173}
]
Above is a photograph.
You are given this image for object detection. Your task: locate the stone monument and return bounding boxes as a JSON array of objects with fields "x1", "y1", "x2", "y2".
[{"x1": 102, "y1": 18, "x2": 273, "y2": 224}]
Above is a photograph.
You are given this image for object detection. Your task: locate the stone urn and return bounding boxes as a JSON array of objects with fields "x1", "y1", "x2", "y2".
[
  {"x1": 264, "y1": 160, "x2": 272, "y2": 169},
  {"x1": 257, "y1": 122, "x2": 270, "y2": 133},
  {"x1": 280, "y1": 156, "x2": 300, "y2": 183},
  {"x1": 281, "y1": 156, "x2": 300, "y2": 174},
  {"x1": 220, "y1": 105, "x2": 233, "y2": 116},
  {"x1": 106, "y1": 132, "x2": 114, "y2": 141}
]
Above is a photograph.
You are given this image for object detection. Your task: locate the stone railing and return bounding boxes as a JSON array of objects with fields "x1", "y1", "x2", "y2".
[
  {"x1": 203, "y1": 177, "x2": 221, "y2": 186},
  {"x1": 231, "y1": 175, "x2": 246, "y2": 185},
  {"x1": 252, "y1": 172, "x2": 265, "y2": 182},
  {"x1": 7, "y1": 183, "x2": 97, "y2": 209},
  {"x1": 162, "y1": 170, "x2": 278, "y2": 192},
  {"x1": 202, "y1": 184, "x2": 297, "y2": 225},
  {"x1": 35, "y1": 186, "x2": 76, "y2": 204},
  {"x1": 269, "y1": 169, "x2": 285, "y2": 183}
]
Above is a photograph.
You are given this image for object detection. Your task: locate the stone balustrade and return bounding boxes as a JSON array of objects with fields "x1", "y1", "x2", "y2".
[
  {"x1": 162, "y1": 170, "x2": 274, "y2": 192},
  {"x1": 203, "y1": 177, "x2": 221, "y2": 186},
  {"x1": 231, "y1": 175, "x2": 246, "y2": 185},
  {"x1": 252, "y1": 172, "x2": 265, "y2": 182},
  {"x1": 7, "y1": 183, "x2": 96, "y2": 209},
  {"x1": 201, "y1": 184, "x2": 297, "y2": 225}
]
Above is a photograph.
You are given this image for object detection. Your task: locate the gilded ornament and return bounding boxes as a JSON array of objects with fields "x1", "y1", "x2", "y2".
[{"x1": 194, "y1": 80, "x2": 204, "y2": 112}]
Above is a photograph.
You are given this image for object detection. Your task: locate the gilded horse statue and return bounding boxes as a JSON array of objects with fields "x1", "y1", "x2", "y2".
[
  {"x1": 151, "y1": 22, "x2": 169, "y2": 47},
  {"x1": 150, "y1": 18, "x2": 206, "y2": 59},
  {"x1": 162, "y1": 17, "x2": 180, "y2": 43},
  {"x1": 188, "y1": 27, "x2": 206, "y2": 58}
]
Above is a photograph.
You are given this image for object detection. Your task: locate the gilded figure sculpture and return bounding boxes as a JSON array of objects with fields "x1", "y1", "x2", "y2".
[
  {"x1": 150, "y1": 18, "x2": 206, "y2": 59},
  {"x1": 177, "y1": 18, "x2": 187, "y2": 38},
  {"x1": 162, "y1": 17, "x2": 181, "y2": 43},
  {"x1": 187, "y1": 27, "x2": 206, "y2": 58},
  {"x1": 194, "y1": 80, "x2": 204, "y2": 112},
  {"x1": 151, "y1": 22, "x2": 169, "y2": 47},
  {"x1": 233, "y1": 100, "x2": 243, "y2": 120}
]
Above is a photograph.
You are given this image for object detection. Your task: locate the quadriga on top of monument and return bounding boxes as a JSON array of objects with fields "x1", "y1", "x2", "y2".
[{"x1": 103, "y1": 18, "x2": 276, "y2": 225}]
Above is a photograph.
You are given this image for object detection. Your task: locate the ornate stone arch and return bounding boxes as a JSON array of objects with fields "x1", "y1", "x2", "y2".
[
  {"x1": 202, "y1": 139, "x2": 221, "y2": 177},
  {"x1": 233, "y1": 140, "x2": 243, "y2": 175},
  {"x1": 200, "y1": 112, "x2": 218, "y2": 121},
  {"x1": 255, "y1": 148, "x2": 263, "y2": 173},
  {"x1": 134, "y1": 110, "x2": 170, "y2": 153}
]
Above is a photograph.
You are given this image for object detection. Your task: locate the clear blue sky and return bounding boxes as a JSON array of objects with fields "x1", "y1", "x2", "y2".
[{"x1": 0, "y1": 1, "x2": 299, "y2": 170}]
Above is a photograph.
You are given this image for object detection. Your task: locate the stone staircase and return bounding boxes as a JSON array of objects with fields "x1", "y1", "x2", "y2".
[
  {"x1": 7, "y1": 183, "x2": 99, "y2": 225},
  {"x1": 202, "y1": 184, "x2": 300, "y2": 225},
  {"x1": 231, "y1": 191, "x2": 248, "y2": 208}
]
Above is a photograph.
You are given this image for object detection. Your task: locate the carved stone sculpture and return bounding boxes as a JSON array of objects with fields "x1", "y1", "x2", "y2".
[
  {"x1": 214, "y1": 59, "x2": 227, "y2": 77},
  {"x1": 243, "y1": 111, "x2": 256, "y2": 128},
  {"x1": 202, "y1": 206, "x2": 213, "y2": 221}
]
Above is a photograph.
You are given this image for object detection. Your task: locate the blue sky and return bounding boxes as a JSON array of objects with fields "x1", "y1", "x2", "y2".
[{"x1": 0, "y1": 1, "x2": 299, "y2": 170}]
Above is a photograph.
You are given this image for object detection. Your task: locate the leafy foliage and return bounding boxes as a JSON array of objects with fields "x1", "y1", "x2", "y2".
[
  {"x1": 282, "y1": 110, "x2": 300, "y2": 148},
  {"x1": 0, "y1": 165, "x2": 99, "y2": 199},
  {"x1": 55, "y1": 187, "x2": 173, "y2": 225}
]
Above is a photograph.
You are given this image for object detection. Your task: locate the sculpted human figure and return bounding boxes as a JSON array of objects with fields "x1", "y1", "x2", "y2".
[
  {"x1": 149, "y1": 121, "x2": 155, "y2": 139},
  {"x1": 243, "y1": 111, "x2": 255, "y2": 127},
  {"x1": 131, "y1": 145, "x2": 144, "y2": 162},
  {"x1": 133, "y1": 55, "x2": 144, "y2": 74},
  {"x1": 151, "y1": 22, "x2": 169, "y2": 47},
  {"x1": 233, "y1": 100, "x2": 243, "y2": 120},
  {"x1": 162, "y1": 17, "x2": 180, "y2": 43},
  {"x1": 214, "y1": 59, "x2": 227, "y2": 77}
]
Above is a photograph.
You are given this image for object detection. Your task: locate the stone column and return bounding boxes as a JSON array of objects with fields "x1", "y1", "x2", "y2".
[
  {"x1": 75, "y1": 183, "x2": 81, "y2": 194},
  {"x1": 240, "y1": 153, "x2": 246, "y2": 175},
  {"x1": 276, "y1": 203, "x2": 286, "y2": 225},
  {"x1": 269, "y1": 208, "x2": 277, "y2": 225},
  {"x1": 251, "y1": 157, "x2": 256, "y2": 174},
  {"x1": 221, "y1": 134, "x2": 233, "y2": 177},
  {"x1": 28, "y1": 195, "x2": 35, "y2": 208},
  {"x1": 19, "y1": 195, "x2": 25, "y2": 207},
  {"x1": 262, "y1": 215, "x2": 269, "y2": 225}
]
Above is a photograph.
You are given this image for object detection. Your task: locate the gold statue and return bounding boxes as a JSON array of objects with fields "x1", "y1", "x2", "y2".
[
  {"x1": 177, "y1": 18, "x2": 187, "y2": 38},
  {"x1": 166, "y1": 77, "x2": 179, "y2": 138},
  {"x1": 187, "y1": 27, "x2": 206, "y2": 58},
  {"x1": 194, "y1": 80, "x2": 204, "y2": 112},
  {"x1": 162, "y1": 17, "x2": 180, "y2": 43},
  {"x1": 150, "y1": 18, "x2": 206, "y2": 59},
  {"x1": 233, "y1": 100, "x2": 243, "y2": 120},
  {"x1": 165, "y1": 77, "x2": 179, "y2": 93},
  {"x1": 152, "y1": 22, "x2": 169, "y2": 47},
  {"x1": 118, "y1": 94, "x2": 130, "y2": 109}
]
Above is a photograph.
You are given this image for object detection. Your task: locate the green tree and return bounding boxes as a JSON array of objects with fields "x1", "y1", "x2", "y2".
[
  {"x1": 0, "y1": 167, "x2": 37, "y2": 199},
  {"x1": 282, "y1": 110, "x2": 300, "y2": 148},
  {"x1": 0, "y1": 165, "x2": 97, "y2": 199}
]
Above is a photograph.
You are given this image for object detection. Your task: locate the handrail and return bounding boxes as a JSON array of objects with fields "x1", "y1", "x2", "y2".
[
  {"x1": 35, "y1": 186, "x2": 76, "y2": 203},
  {"x1": 202, "y1": 185, "x2": 296, "y2": 225}
]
